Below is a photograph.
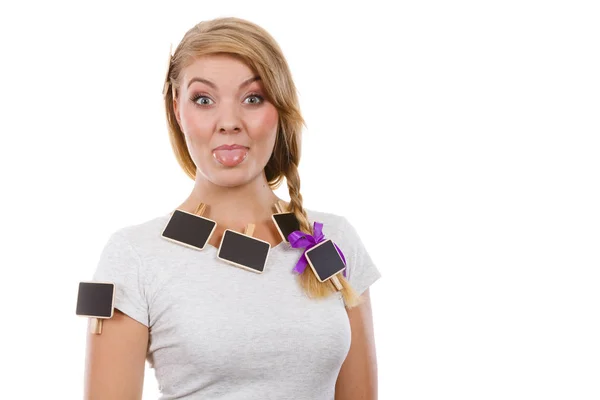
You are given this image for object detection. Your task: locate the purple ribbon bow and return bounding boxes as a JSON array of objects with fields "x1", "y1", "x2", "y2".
[{"x1": 288, "y1": 221, "x2": 347, "y2": 277}]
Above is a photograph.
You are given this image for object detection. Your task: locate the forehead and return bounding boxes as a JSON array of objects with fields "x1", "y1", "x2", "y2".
[{"x1": 180, "y1": 54, "x2": 258, "y2": 88}]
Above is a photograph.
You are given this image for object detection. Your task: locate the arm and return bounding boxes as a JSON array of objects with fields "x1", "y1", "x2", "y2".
[
  {"x1": 335, "y1": 289, "x2": 378, "y2": 400},
  {"x1": 84, "y1": 309, "x2": 149, "y2": 399}
]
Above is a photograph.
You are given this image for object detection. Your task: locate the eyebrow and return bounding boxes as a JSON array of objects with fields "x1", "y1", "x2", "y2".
[{"x1": 187, "y1": 75, "x2": 261, "y2": 90}]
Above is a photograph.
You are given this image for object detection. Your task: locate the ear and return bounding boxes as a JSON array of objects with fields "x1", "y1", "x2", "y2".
[{"x1": 172, "y1": 90, "x2": 182, "y2": 129}]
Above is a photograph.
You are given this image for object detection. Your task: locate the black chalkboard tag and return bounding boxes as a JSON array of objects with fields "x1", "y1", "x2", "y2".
[
  {"x1": 75, "y1": 281, "x2": 115, "y2": 335},
  {"x1": 304, "y1": 239, "x2": 346, "y2": 291},
  {"x1": 217, "y1": 223, "x2": 271, "y2": 273},
  {"x1": 271, "y1": 200, "x2": 301, "y2": 243},
  {"x1": 161, "y1": 203, "x2": 217, "y2": 251}
]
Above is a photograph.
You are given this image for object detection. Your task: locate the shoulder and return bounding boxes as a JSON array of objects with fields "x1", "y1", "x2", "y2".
[
  {"x1": 304, "y1": 207, "x2": 349, "y2": 232},
  {"x1": 105, "y1": 213, "x2": 172, "y2": 253},
  {"x1": 302, "y1": 207, "x2": 372, "y2": 255},
  {"x1": 303, "y1": 207, "x2": 358, "y2": 247}
]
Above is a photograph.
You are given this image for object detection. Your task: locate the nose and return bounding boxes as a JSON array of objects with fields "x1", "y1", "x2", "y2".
[
  {"x1": 217, "y1": 102, "x2": 242, "y2": 134},
  {"x1": 218, "y1": 124, "x2": 241, "y2": 134}
]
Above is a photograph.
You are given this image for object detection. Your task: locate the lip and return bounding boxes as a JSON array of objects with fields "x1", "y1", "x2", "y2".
[{"x1": 213, "y1": 144, "x2": 249, "y2": 151}]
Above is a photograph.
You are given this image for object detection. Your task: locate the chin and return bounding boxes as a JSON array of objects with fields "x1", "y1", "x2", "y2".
[{"x1": 208, "y1": 168, "x2": 255, "y2": 188}]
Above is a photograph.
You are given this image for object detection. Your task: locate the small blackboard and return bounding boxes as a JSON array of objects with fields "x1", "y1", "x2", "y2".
[
  {"x1": 162, "y1": 209, "x2": 217, "y2": 250},
  {"x1": 304, "y1": 239, "x2": 347, "y2": 282},
  {"x1": 76, "y1": 281, "x2": 115, "y2": 318},
  {"x1": 271, "y1": 212, "x2": 301, "y2": 243},
  {"x1": 217, "y1": 229, "x2": 271, "y2": 273}
]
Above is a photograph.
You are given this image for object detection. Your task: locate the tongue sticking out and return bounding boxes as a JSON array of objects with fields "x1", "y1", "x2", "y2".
[{"x1": 212, "y1": 148, "x2": 248, "y2": 167}]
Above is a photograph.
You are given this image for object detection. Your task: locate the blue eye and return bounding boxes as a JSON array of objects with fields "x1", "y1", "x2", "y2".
[
  {"x1": 193, "y1": 95, "x2": 213, "y2": 106},
  {"x1": 244, "y1": 93, "x2": 264, "y2": 105},
  {"x1": 190, "y1": 93, "x2": 264, "y2": 107}
]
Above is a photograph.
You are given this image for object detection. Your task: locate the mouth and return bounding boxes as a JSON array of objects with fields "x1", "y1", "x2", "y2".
[
  {"x1": 212, "y1": 147, "x2": 249, "y2": 167},
  {"x1": 213, "y1": 144, "x2": 249, "y2": 151}
]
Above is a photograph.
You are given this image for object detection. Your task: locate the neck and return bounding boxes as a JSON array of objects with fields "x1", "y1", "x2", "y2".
[{"x1": 177, "y1": 172, "x2": 284, "y2": 228}]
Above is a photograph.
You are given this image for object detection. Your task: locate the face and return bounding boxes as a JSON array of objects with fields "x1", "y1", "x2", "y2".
[{"x1": 173, "y1": 54, "x2": 279, "y2": 188}]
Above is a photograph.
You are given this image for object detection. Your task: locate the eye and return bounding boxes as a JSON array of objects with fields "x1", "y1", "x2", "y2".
[
  {"x1": 244, "y1": 93, "x2": 264, "y2": 105},
  {"x1": 190, "y1": 93, "x2": 265, "y2": 107},
  {"x1": 191, "y1": 94, "x2": 214, "y2": 106}
]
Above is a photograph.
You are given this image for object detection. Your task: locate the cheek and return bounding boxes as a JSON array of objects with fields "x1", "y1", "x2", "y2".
[
  {"x1": 179, "y1": 103, "x2": 212, "y2": 137},
  {"x1": 248, "y1": 105, "x2": 279, "y2": 140}
]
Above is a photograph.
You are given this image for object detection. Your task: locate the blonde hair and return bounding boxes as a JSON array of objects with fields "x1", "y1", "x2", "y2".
[{"x1": 163, "y1": 17, "x2": 361, "y2": 308}]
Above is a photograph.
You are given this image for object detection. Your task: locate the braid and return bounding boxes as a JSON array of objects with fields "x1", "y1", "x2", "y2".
[{"x1": 284, "y1": 162, "x2": 362, "y2": 308}]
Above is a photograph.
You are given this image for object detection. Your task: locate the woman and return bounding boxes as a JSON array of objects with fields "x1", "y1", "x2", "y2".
[{"x1": 84, "y1": 16, "x2": 382, "y2": 400}]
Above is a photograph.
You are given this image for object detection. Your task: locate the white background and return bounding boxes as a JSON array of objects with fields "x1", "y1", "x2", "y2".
[{"x1": 1, "y1": 1, "x2": 598, "y2": 399}]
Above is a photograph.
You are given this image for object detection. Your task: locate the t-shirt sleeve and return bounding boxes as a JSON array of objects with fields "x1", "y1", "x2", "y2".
[
  {"x1": 92, "y1": 230, "x2": 149, "y2": 327},
  {"x1": 340, "y1": 216, "x2": 382, "y2": 297}
]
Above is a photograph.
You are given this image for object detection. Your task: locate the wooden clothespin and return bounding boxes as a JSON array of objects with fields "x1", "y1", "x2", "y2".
[
  {"x1": 271, "y1": 200, "x2": 300, "y2": 243},
  {"x1": 217, "y1": 223, "x2": 271, "y2": 273},
  {"x1": 161, "y1": 203, "x2": 217, "y2": 250},
  {"x1": 76, "y1": 282, "x2": 115, "y2": 335},
  {"x1": 304, "y1": 239, "x2": 346, "y2": 291}
]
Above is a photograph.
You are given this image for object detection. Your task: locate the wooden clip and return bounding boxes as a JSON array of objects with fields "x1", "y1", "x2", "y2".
[
  {"x1": 90, "y1": 318, "x2": 104, "y2": 335},
  {"x1": 195, "y1": 202, "x2": 207, "y2": 216},
  {"x1": 271, "y1": 200, "x2": 300, "y2": 244},
  {"x1": 76, "y1": 281, "x2": 115, "y2": 336},
  {"x1": 274, "y1": 200, "x2": 285, "y2": 214},
  {"x1": 330, "y1": 275, "x2": 343, "y2": 291},
  {"x1": 304, "y1": 239, "x2": 347, "y2": 292},
  {"x1": 244, "y1": 223, "x2": 255, "y2": 237},
  {"x1": 161, "y1": 203, "x2": 217, "y2": 251},
  {"x1": 218, "y1": 223, "x2": 270, "y2": 274}
]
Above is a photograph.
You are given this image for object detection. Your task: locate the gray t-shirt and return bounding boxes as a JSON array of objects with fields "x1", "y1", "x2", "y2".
[{"x1": 92, "y1": 208, "x2": 382, "y2": 400}]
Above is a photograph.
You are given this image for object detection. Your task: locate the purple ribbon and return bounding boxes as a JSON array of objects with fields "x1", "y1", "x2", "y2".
[{"x1": 288, "y1": 221, "x2": 347, "y2": 278}]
